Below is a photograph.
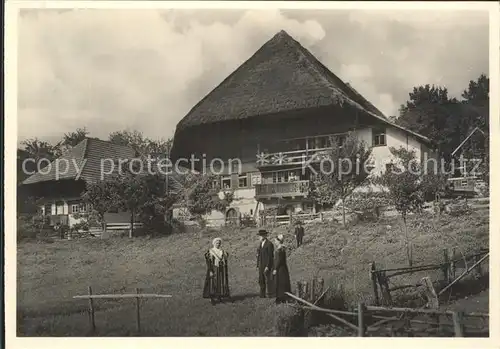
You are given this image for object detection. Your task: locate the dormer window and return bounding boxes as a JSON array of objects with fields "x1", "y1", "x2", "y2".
[{"x1": 373, "y1": 127, "x2": 386, "y2": 147}]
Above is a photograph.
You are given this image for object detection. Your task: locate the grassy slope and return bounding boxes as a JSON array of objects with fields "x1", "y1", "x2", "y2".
[{"x1": 17, "y1": 210, "x2": 489, "y2": 336}]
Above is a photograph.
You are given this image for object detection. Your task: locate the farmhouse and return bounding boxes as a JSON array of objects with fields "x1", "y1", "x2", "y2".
[
  {"x1": 21, "y1": 137, "x2": 137, "y2": 227},
  {"x1": 170, "y1": 30, "x2": 437, "y2": 223}
]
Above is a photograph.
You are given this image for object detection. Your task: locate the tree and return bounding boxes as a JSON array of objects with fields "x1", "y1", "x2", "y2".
[
  {"x1": 376, "y1": 147, "x2": 446, "y2": 266},
  {"x1": 20, "y1": 138, "x2": 58, "y2": 167},
  {"x1": 55, "y1": 127, "x2": 90, "y2": 156},
  {"x1": 399, "y1": 84, "x2": 455, "y2": 115},
  {"x1": 310, "y1": 132, "x2": 372, "y2": 226},
  {"x1": 81, "y1": 181, "x2": 120, "y2": 229},
  {"x1": 110, "y1": 168, "x2": 150, "y2": 238},
  {"x1": 396, "y1": 77, "x2": 489, "y2": 161},
  {"x1": 108, "y1": 129, "x2": 172, "y2": 157},
  {"x1": 171, "y1": 172, "x2": 234, "y2": 226},
  {"x1": 462, "y1": 74, "x2": 489, "y2": 107}
]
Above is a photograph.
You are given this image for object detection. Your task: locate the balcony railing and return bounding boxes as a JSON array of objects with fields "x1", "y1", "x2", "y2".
[
  {"x1": 255, "y1": 180, "x2": 310, "y2": 199},
  {"x1": 256, "y1": 147, "x2": 332, "y2": 168}
]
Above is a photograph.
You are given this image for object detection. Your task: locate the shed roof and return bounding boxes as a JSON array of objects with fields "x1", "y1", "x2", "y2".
[{"x1": 22, "y1": 138, "x2": 137, "y2": 185}]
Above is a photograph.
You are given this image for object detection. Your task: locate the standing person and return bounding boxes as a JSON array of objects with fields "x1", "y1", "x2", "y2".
[
  {"x1": 257, "y1": 229, "x2": 274, "y2": 298},
  {"x1": 273, "y1": 234, "x2": 291, "y2": 304},
  {"x1": 294, "y1": 220, "x2": 304, "y2": 247},
  {"x1": 203, "y1": 237, "x2": 231, "y2": 305}
]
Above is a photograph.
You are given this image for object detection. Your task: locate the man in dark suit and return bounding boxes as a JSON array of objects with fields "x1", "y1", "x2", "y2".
[
  {"x1": 257, "y1": 229, "x2": 274, "y2": 298},
  {"x1": 294, "y1": 220, "x2": 304, "y2": 247}
]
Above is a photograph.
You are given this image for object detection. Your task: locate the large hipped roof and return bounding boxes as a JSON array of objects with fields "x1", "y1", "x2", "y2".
[{"x1": 174, "y1": 30, "x2": 430, "y2": 144}]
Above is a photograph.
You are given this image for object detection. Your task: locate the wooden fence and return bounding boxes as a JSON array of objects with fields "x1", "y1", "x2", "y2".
[
  {"x1": 73, "y1": 286, "x2": 172, "y2": 334},
  {"x1": 87, "y1": 222, "x2": 144, "y2": 239},
  {"x1": 370, "y1": 249, "x2": 489, "y2": 307},
  {"x1": 287, "y1": 292, "x2": 489, "y2": 337},
  {"x1": 260, "y1": 212, "x2": 324, "y2": 227}
]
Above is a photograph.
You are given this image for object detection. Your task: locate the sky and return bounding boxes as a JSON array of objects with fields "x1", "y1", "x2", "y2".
[{"x1": 18, "y1": 8, "x2": 489, "y2": 145}]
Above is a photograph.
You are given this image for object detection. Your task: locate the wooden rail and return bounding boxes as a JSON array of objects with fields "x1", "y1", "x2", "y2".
[
  {"x1": 255, "y1": 180, "x2": 310, "y2": 199},
  {"x1": 369, "y1": 249, "x2": 489, "y2": 307},
  {"x1": 260, "y1": 212, "x2": 324, "y2": 227},
  {"x1": 287, "y1": 292, "x2": 488, "y2": 337},
  {"x1": 73, "y1": 286, "x2": 172, "y2": 334}
]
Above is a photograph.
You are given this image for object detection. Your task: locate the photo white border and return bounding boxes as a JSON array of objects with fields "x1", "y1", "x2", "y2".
[{"x1": 4, "y1": 1, "x2": 500, "y2": 349}]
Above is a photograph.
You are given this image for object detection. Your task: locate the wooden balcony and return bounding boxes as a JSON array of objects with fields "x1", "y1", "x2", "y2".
[
  {"x1": 256, "y1": 147, "x2": 332, "y2": 168},
  {"x1": 255, "y1": 180, "x2": 310, "y2": 199}
]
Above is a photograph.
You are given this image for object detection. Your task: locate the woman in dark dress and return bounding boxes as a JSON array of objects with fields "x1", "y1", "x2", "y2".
[
  {"x1": 203, "y1": 237, "x2": 231, "y2": 305},
  {"x1": 272, "y1": 234, "x2": 291, "y2": 304}
]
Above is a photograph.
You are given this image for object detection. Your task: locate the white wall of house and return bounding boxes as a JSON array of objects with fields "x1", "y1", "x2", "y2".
[
  {"x1": 174, "y1": 126, "x2": 435, "y2": 226},
  {"x1": 40, "y1": 200, "x2": 133, "y2": 229},
  {"x1": 202, "y1": 188, "x2": 259, "y2": 226},
  {"x1": 370, "y1": 126, "x2": 423, "y2": 175}
]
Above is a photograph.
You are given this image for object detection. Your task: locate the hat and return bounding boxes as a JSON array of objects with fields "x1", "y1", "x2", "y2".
[
  {"x1": 257, "y1": 229, "x2": 269, "y2": 236},
  {"x1": 276, "y1": 234, "x2": 284, "y2": 243},
  {"x1": 295, "y1": 220, "x2": 302, "y2": 225}
]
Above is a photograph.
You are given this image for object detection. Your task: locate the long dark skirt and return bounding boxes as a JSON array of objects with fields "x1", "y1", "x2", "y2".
[
  {"x1": 274, "y1": 247, "x2": 291, "y2": 303},
  {"x1": 203, "y1": 251, "x2": 230, "y2": 301}
]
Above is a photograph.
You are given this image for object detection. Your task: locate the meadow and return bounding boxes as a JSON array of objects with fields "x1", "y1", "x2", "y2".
[{"x1": 17, "y1": 209, "x2": 489, "y2": 336}]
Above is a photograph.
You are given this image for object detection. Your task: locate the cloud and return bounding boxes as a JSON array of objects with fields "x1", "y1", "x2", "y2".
[{"x1": 18, "y1": 8, "x2": 489, "y2": 145}]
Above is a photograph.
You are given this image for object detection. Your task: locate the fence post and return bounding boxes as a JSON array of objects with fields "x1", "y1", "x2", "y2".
[
  {"x1": 136, "y1": 288, "x2": 141, "y2": 334},
  {"x1": 88, "y1": 286, "x2": 96, "y2": 334},
  {"x1": 296, "y1": 281, "x2": 302, "y2": 298},
  {"x1": 357, "y1": 303, "x2": 366, "y2": 337},
  {"x1": 289, "y1": 212, "x2": 293, "y2": 227},
  {"x1": 474, "y1": 254, "x2": 482, "y2": 278},
  {"x1": 450, "y1": 248, "x2": 457, "y2": 280},
  {"x1": 452, "y1": 311, "x2": 464, "y2": 337},
  {"x1": 310, "y1": 278, "x2": 315, "y2": 301},
  {"x1": 421, "y1": 276, "x2": 439, "y2": 309},
  {"x1": 369, "y1": 262, "x2": 380, "y2": 306},
  {"x1": 303, "y1": 281, "x2": 309, "y2": 302},
  {"x1": 377, "y1": 271, "x2": 392, "y2": 306},
  {"x1": 320, "y1": 212, "x2": 324, "y2": 222},
  {"x1": 317, "y1": 278, "x2": 324, "y2": 300},
  {"x1": 442, "y1": 249, "x2": 450, "y2": 283}
]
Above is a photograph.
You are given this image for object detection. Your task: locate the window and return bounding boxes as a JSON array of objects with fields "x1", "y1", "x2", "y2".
[
  {"x1": 221, "y1": 176, "x2": 231, "y2": 189},
  {"x1": 79, "y1": 203, "x2": 88, "y2": 213},
  {"x1": 373, "y1": 128, "x2": 386, "y2": 146},
  {"x1": 272, "y1": 171, "x2": 289, "y2": 183},
  {"x1": 461, "y1": 180, "x2": 468, "y2": 187},
  {"x1": 71, "y1": 204, "x2": 79, "y2": 214},
  {"x1": 238, "y1": 175, "x2": 248, "y2": 188}
]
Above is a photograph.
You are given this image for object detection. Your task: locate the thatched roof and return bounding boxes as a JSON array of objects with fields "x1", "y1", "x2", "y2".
[
  {"x1": 173, "y1": 30, "x2": 431, "y2": 146},
  {"x1": 177, "y1": 30, "x2": 389, "y2": 131}
]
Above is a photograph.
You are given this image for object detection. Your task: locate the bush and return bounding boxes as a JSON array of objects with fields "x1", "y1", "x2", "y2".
[
  {"x1": 446, "y1": 201, "x2": 471, "y2": 216},
  {"x1": 345, "y1": 192, "x2": 391, "y2": 222},
  {"x1": 240, "y1": 213, "x2": 256, "y2": 228},
  {"x1": 17, "y1": 214, "x2": 51, "y2": 241},
  {"x1": 273, "y1": 304, "x2": 305, "y2": 337}
]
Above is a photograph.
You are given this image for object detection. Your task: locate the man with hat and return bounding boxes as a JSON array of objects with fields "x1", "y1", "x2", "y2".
[
  {"x1": 256, "y1": 229, "x2": 274, "y2": 298},
  {"x1": 294, "y1": 220, "x2": 304, "y2": 248}
]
